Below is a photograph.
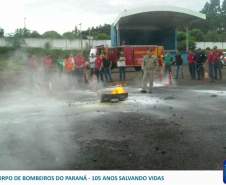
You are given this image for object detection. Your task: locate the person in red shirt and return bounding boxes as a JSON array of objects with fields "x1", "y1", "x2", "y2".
[
  {"x1": 95, "y1": 54, "x2": 104, "y2": 82},
  {"x1": 187, "y1": 50, "x2": 196, "y2": 80},
  {"x1": 74, "y1": 53, "x2": 87, "y2": 83},
  {"x1": 212, "y1": 46, "x2": 223, "y2": 80},
  {"x1": 43, "y1": 55, "x2": 53, "y2": 71}
]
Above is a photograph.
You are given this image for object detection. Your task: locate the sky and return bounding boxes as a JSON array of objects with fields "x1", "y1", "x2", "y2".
[{"x1": 0, "y1": 0, "x2": 208, "y2": 35}]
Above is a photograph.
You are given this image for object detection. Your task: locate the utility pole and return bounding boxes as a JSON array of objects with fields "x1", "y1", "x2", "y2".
[
  {"x1": 186, "y1": 27, "x2": 189, "y2": 52},
  {"x1": 24, "y1": 17, "x2": 27, "y2": 29},
  {"x1": 79, "y1": 23, "x2": 83, "y2": 52},
  {"x1": 88, "y1": 29, "x2": 90, "y2": 48},
  {"x1": 23, "y1": 17, "x2": 27, "y2": 47}
]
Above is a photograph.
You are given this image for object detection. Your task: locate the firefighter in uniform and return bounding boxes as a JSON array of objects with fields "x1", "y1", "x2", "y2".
[{"x1": 141, "y1": 50, "x2": 157, "y2": 93}]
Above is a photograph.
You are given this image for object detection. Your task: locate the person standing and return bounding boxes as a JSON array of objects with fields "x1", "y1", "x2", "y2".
[
  {"x1": 212, "y1": 46, "x2": 223, "y2": 80},
  {"x1": 65, "y1": 55, "x2": 75, "y2": 74},
  {"x1": 75, "y1": 53, "x2": 89, "y2": 83},
  {"x1": 207, "y1": 48, "x2": 214, "y2": 81},
  {"x1": 195, "y1": 49, "x2": 207, "y2": 80},
  {"x1": 27, "y1": 55, "x2": 39, "y2": 86},
  {"x1": 187, "y1": 50, "x2": 196, "y2": 80},
  {"x1": 214, "y1": 47, "x2": 223, "y2": 80},
  {"x1": 218, "y1": 49, "x2": 224, "y2": 80},
  {"x1": 43, "y1": 55, "x2": 54, "y2": 90},
  {"x1": 175, "y1": 51, "x2": 183, "y2": 79},
  {"x1": 141, "y1": 50, "x2": 157, "y2": 93},
  {"x1": 56, "y1": 56, "x2": 65, "y2": 74},
  {"x1": 95, "y1": 54, "x2": 104, "y2": 82},
  {"x1": 64, "y1": 55, "x2": 75, "y2": 87},
  {"x1": 163, "y1": 52, "x2": 174, "y2": 84},
  {"x1": 158, "y1": 54, "x2": 164, "y2": 81},
  {"x1": 103, "y1": 54, "x2": 113, "y2": 82},
  {"x1": 164, "y1": 52, "x2": 173, "y2": 76},
  {"x1": 117, "y1": 51, "x2": 126, "y2": 81},
  {"x1": 89, "y1": 53, "x2": 96, "y2": 78}
]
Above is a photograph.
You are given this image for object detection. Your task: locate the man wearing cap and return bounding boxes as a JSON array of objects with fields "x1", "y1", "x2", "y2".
[{"x1": 141, "y1": 50, "x2": 157, "y2": 93}]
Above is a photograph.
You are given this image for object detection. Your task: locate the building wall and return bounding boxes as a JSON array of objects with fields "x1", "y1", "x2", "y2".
[
  {"x1": 196, "y1": 42, "x2": 226, "y2": 50},
  {"x1": 0, "y1": 38, "x2": 111, "y2": 50}
]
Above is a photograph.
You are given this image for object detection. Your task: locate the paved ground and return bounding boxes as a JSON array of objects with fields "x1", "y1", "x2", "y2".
[{"x1": 0, "y1": 67, "x2": 226, "y2": 170}]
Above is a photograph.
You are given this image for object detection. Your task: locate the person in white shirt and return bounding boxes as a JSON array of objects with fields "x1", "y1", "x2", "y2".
[
  {"x1": 89, "y1": 53, "x2": 96, "y2": 78},
  {"x1": 117, "y1": 51, "x2": 126, "y2": 81}
]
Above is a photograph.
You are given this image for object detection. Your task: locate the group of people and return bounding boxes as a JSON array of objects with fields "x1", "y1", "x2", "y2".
[
  {"x1": 28, "y1": 55, "x2": 54, "y2": 81},
  {"x1": 27, "y1": 52, "x2": 126, "y2": 87},
  {"x1": 207, "y1": 47, "x2": 224, "y2": 81},
  {"x1": 163, "y1": 47, "x2": 224, "y2": 82},
  {"x1": 89, "y1": 51, "x2": 127, "y2": 83},
  {"x1": 187, "y1": 47, "x2": 224, "y2": 81},
  {"x1": 27, "y1": 46, "x2": 224, "y2": 92},
  {"x1": 57, "y1": 54, "x2": 88, "y2": 83},
  {"x1": 141, "y1": 46, "x2": 225, "y2": 93},
  {"x1": 89, "y1": 53, "x2": 113, "y2": 82},
  {"x1": 27, "y1": 53, "x2": 89, "y2": 89},
  {"x1": 163, "y1": 51, "x2": 184, "y2": 80}
]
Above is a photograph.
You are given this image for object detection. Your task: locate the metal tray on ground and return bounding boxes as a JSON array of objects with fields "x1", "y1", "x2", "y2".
[{"x1": 100, "y1": 92, "x2": 128, "y2": 103}]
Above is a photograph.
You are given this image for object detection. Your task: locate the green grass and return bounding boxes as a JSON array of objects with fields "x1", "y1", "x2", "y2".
[{"x1": 0, "y1": 58, "x2": 25, "y2": 72}]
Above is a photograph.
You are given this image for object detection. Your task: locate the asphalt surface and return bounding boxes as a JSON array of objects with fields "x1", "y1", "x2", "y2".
[{"x1": 0, "y1": 72, "x2": 226, "y2": 170}]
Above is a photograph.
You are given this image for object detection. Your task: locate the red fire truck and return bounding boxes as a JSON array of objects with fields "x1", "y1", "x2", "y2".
[{"x1": 90, "y1": 45, "x2": 164, "y2": 70}]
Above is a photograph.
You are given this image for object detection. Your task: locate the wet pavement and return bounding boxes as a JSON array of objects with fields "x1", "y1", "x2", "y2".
[{"x1": 0, "y1": 82, "x2": 226, "y2": 170}]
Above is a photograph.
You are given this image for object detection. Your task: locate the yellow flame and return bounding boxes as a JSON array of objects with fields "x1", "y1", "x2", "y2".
[{"x1": 111, "y1": 86, "x2": 127, "y2": 95}]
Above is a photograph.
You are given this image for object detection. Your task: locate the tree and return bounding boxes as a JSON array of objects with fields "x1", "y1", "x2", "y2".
[
  {"x1": 177, "y1": 31, "x2": 186, "y2": 41},
  {"x1": 209, "y1": 0, "x2": 221, "y2": 12},
  {"x1": 0, "y1": 28, "x2": 4, "y2": 37},
  {"x1": 30, "y1": 31, "x2": 41, "y2": 38},
  {"x1": 14, "y1": 28, "x2": 31, "y2": 38},
  {"x1": 177, "y1": 30, "x2": 198, "y2": 51},
  {"x1": 6, "y1": 34, "x2": 25, "y2": 48},
  {"x1": 201, "y1": 0, "x2": 222, "y2": 31},
  {"x1": 62, "y1": 32, "x2": 78, "y2": 40},
  {"x1": 96, "y1": 33, "x2": 110, "y2": 40},
  {"x1": 222, "y1": 0, "x2": 226, "y2": 15},
  {"x1": 219, "y1": 32, "x2": 226, "y2": 42},
  {"x1": 204, "y1": 30, "x2": 219, "y2": 41},
  {"x1": 221, "y1": 0, "x2": 226, "y2": 31},
  {"x1": 5, "y1": 28, "x2": 29, "y2": 48},
  {"x1": 42, "y1": 31, "x2": 62, "y2": 39},
  {"x1": 82, "y1": 24, "x2": 111, "y2": 40},
  {"x1": 190, "y1": 29, "x2": 204, "y2": 41},
  {"x1": 201, "y1": 2, "x2": 210, "y2": 14}
]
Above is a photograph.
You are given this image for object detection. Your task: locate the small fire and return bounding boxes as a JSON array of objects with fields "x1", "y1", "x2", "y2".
[{"x1": 111, "y1": 86, "x2": 127, "y2": 95}]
